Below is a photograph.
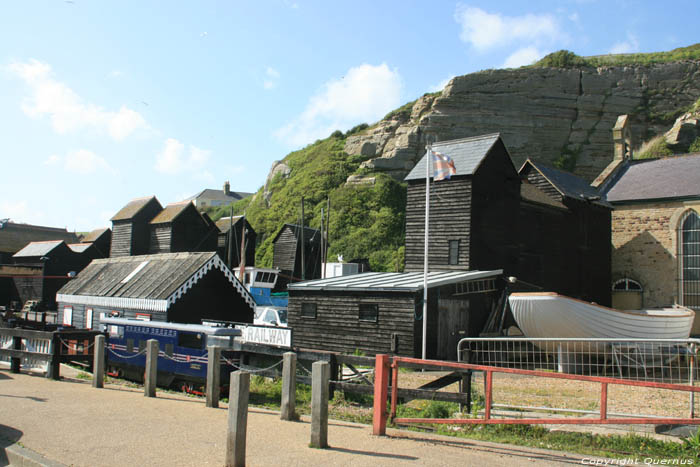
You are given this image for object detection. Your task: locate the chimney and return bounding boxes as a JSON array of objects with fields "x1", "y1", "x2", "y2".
[
  {"x1": 223, "y1": 180, "x2": 231, "y2": 196},
  {"x1": 613, "y1": 115, "x2": 633, "y2": 160}
]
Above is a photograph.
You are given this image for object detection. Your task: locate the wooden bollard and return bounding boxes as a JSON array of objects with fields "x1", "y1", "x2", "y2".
[
  {"x1": 280, "y1": 352, "x2": 297, "y2": 421},
  {"x1": 46, "y1": 332, "x2": 61, "y2": 380},
  {"x1": 206, "y1": 345, "x2": 222, "y2": 408},
  {"x1": 144, "y1": 339, "x2": 158, "y2": 397},
  {"x1": 310, "y1": 361, "x2": 330, "y2": 448},
  {"x1": 92, "y1": 334, "x2": 105, "y2": 388},
  {"x1": 226, "y1": 371, "x2": 250, "y2": 467}
]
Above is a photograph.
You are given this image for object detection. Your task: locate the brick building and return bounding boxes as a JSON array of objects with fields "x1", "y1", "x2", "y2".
[{"x1": 599, "y1": 152, "x2": 700, "y2": 335}]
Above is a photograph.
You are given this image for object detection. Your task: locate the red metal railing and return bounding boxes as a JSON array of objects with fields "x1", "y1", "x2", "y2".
[{"x1": 371, "y1": 354, "x2": 700, "y2": 436}]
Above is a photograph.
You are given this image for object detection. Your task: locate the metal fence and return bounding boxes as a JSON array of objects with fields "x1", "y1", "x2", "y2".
[
  {"x1": 458, "y1": 337, "x2": 699, "y2": 385},
  {"x1": 1, "y1": 334, "x2": 52, "y2": 371}
]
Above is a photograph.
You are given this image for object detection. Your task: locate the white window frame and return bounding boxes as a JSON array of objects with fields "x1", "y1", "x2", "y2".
[{"x1": 63, "y1": 306, "x2": 73, "y2": 326}]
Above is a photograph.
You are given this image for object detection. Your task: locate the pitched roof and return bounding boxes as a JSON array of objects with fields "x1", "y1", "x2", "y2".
[
  {"x1": 0, "y1": 221, "x2": 78, "y2": 254},
  {"x1": 522, "y1": 159, "x2": 612, "y2": 208},
  {"x1": 111, "y1": 196, "x2": 160, "y2": 221},
  {"x1": 272, "y1": 224, "x2": 322, "y2": 244},
  {"x1": 186, "y1": 189, "x2": 252, "y2": 204},
  {"x1": 604, "y1": 153, "x2": 700, "y2": 203},
  {"x1": 13, "y1": 240, "x2": 66, "y2": 258},
  {"x1": 288, "y1": 269, "x2": 503, "y2": 293},
  {"x1": 68, "y1": 243, "x2": 94, "y2": 253},
  {"x1": 57, "y1": 252, "x2": 255, "y2": 312},
  {"x1": 81, "y1": 228, "x2": 110, "y2": 243},
  {"x1": 215, "y1": 216, "x2": 244, "y2": 233},
  {"x1": 404, "y1": 133, "x2": 503, "y2": 181},
  {"x1": 150, "y1": 202, "x2": 194, "y2": 224}
]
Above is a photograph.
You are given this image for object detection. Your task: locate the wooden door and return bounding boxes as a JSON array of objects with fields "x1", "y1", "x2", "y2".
[{"x1": 437, "y1": 299, "x2": 469, "y2": 361}]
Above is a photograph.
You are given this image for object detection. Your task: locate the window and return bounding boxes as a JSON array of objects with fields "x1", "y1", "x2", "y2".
[
  {"x1": 62, "y1": 306, "x2": 73, "y2": 326},
  {"x1": 178, "y1": 332, "x2": 203, "y2": 349},
  {"x1": 85, "y1": 308, "x2": 93, "y2": 329},
  {"x1": 449, "y1": 240, "x2": 460, "y2": 265},
  {"x1": 165, "y1": 343, "x2": 174, "y2": 357},
  {"x1": 301, "y1": 302, "x2": 317, "y2": 319},
  {"x1": 680, "y1": 211, "x2": 700, "y2": 309},
  {"x1": 359, "y1": 304, "x2": 378, "y2": 323},
  {"x1": 127, "y1": 338, "x2": 134, "y2": 353},
  {"x1": 612, "y1": 278, "x2": 643, "y2": 291},
  {"x1": 138, "y1": 340, "x2": 146, "y2": 352},
  {"x1": 611, "y1": 278, "x2": 644, "y2": 310}
]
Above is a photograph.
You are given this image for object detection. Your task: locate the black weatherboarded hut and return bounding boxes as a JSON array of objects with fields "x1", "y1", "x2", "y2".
[
  {"x1": 56, "y1": 252, "x2": 255, "y2": 328},
  {"x1": 288, "y1": 270, "x2": 503, "y2": 361},
  {"x1": 110, "y1": 196, "x2": 163, "y2": 257}
]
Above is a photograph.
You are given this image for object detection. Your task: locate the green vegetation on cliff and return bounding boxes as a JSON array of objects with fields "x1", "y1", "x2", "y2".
[
  {"x1": 208, "y1": 134, "x2": 407, "y2": 272},
  {"x1": 535, "y1": 43, "x2": 700, "y2": 68}
]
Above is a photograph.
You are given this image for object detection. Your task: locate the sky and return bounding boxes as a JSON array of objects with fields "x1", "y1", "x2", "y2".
[{"x1": 1, "y1": 1, "x2": 698, "y2": 232}]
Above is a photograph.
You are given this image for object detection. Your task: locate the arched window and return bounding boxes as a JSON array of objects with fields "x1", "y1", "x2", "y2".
[
  {"x1": 679, "y1": 211, "x2": 700, "y2": 310},
  {"x1": 611, "y1": 278, "x2": 643, "y2": 310}
]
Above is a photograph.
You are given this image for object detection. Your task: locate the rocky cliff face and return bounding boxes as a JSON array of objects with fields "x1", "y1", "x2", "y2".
[{"x1": 345, "y1": 61, "x2": 700, "y2": 181}]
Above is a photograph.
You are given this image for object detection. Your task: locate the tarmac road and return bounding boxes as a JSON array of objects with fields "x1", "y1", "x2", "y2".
[{"x1": 0, "y1": 365, "x2": 595, "y2": 466}]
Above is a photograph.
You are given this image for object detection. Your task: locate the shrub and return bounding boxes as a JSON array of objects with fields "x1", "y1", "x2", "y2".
[
  {"x1": 689, "y1": 136, "x2": 700, "y2": 153},
  {"x1": 635, "y1": 136, "x2": 673, "y2": 159},
  {"x1": 534, "y1": 50, "x2": 589, "y2": 68}
]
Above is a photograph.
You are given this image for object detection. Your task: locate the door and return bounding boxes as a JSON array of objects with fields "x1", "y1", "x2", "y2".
[{"x1": 437, "y1": 299, "x2": 469, "y2": 361}]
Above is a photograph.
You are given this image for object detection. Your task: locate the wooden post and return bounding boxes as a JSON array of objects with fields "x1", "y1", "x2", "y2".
[
  {"x1": 372, "y1": 354, "x2": 390, "y2": 436},
  {"x1": 310, "y1": 361, "x2": 330, "y2": 448},
  {"x1": 144, "y1": 339, "x2": 158, "y2": 397},
  {"x1": 206, "y1": 345, "x2": 222, "y2": 408},
  {"x1": 280, "y1": 352, "x2": 297, "y2": 421},
  {"x1": 460, "y1": 371, "x2": 472, "y2": 413},
  {"x1": 92, "y1": 334, "x2": 105, "y2": 388},
  {"x1": 226, "y1": 371, "x2": 250, "y2": 467},
  {"x1": 46, "y1": 332, "x2": 61, "y2": 380},
  {"x1": 10, "y1": 335, "x2": 21, "y2": 373}
]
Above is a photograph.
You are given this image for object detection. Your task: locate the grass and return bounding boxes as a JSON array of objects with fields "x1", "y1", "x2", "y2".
[{"x1": 533, "y1": 44, "x2": 700, "y2": 69}]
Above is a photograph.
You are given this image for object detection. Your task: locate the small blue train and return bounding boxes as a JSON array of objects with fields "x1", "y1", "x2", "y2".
[{"x1": 100, "y1": 317, "x2": 241, "y2": 391}]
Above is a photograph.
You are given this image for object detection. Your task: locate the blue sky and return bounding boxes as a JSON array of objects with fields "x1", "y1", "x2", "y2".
[{"x1": 1, "y1": 1, "x2": 698, "y2": 231}]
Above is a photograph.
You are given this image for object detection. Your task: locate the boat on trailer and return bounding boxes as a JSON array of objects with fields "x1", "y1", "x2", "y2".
[{"x1": 508, "y1": 292, "x2": 695, "y2": 340}]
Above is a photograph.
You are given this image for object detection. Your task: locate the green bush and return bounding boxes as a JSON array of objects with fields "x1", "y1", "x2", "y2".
[
  {"x1": 635, "y1": 136, "x2": 673, "y2": 159},
  {"x1": 535, "y1": 50, "x2": 588, "y2": 68},
  {"x1": 689, "y1": 136, "x2": 700, "y2": 153}
]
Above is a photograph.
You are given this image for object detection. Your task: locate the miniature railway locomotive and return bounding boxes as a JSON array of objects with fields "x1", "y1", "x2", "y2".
[{"x1": 100, "y1": 317, "x2": 241, "y2": 392}]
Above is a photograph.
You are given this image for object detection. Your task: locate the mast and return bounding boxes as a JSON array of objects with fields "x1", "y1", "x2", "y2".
[
  {"x1": 227, "y1": 207, "x2": 233, "y2": 270},
  {"x1": 238, "y1": 214, "x2": 246, "y2": 281},
  {"x1": 320, "y1": 207, "x2": 325, "y2": 279},
  {"x1": 422, "y1": 144, "x2": 431, "y2": 361},
  {"x1": 300, "y1": 197, "x2": 305, "y2": 281}
]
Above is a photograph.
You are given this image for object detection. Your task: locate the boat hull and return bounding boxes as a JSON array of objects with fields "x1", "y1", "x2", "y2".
[{"x1": 508, "y1": 293, "x2": 695, "y2": 340}]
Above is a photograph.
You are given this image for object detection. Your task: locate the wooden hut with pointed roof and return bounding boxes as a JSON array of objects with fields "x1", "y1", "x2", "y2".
[
  {"x1": 110, "y1": 196, "x2": 163, "y2": 257},
  {"x1": 215, "y1": 216, "x2": 256, "y2": 269},
  {"x1": 79, "y1": 227, "x2": 111, "y2": 258},
  {"x1": 148, "y1": 201, "x2": 218, "y2": 254},
  {"x1": 272, "y1": 223, "x2": 322, "y2": 283},
  {"x1": 56, "y1": 252, "x2": 255, "y2": 328}
]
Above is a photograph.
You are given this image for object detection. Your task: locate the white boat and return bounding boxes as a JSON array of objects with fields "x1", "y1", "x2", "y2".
[{"x1": 508, "y1": 292, "x2": 695, "y2": 340}]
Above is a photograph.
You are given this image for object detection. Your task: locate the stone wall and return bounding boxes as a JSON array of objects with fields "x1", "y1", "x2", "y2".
[{"x1": 611, "y1": 201, "x2": 700, "y2": 334}]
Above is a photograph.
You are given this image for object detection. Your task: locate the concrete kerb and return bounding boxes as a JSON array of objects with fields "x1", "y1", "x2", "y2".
[{"x1": 3, "y1": 440, "x2": 67, "y2": 467}]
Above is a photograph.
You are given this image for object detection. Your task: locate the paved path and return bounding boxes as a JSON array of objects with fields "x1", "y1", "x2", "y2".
[{"x1": 0, "y1": 366, "x2": 596, "y2": 466}]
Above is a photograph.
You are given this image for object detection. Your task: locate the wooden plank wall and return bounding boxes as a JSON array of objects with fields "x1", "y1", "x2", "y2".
[
  {"x1": 273, "y1": 227, "x2": 297, "y2": 272},
  {"x1": 110, "y1": 222, "x2": 133, "y2": 257},
  {"x1": 404, "y1": 177, "x2": 472, "y2": 272},
  {"x1": 149, "y1": 225, "x2": 172, "y2": 254},
  {"x1": 288, "y1": 291, "x2": 417, "y2": 357}
]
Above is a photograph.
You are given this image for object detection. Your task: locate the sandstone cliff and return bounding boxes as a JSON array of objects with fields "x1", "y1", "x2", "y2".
[{"x1": 345, "y1": 61, "x2": 700, "y2": 181}]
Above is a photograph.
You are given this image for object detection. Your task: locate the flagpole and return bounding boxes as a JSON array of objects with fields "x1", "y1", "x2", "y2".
[{"x1": 422, "y1": 144, "x2": 430, "y2": 361}]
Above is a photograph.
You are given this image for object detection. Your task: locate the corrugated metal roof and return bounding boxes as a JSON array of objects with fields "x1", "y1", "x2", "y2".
[
  {"x1": 288, "y1": 269, "x2": 503, "y2": 292},
  {"x1": 81, "y1": 228, "x2": 110, "y2": 243},
  {"x1": 111, "y1": 196, "x2": 160, "y2": 221},
  {"x1": 523, "y1": 160, "x2": 612, "y2": 208},
  {"x1": 605, "y1": 153, "x2": 700, "y2": 203},
  {"x1": 150, "y1": 202, "x2": 193, "y2": 224},
  {"x1": 13, "y1": 240, "x2": 65, "y2": 258},
  {"x1": 57, "y1": 251, "x2": 255, "y2": 311},
  {"x1": 215, "y1": 216, "x2": 243, "y2": 233},
  {"x1": 404, "y1": 134, "x2": 502, "y2": 181}
]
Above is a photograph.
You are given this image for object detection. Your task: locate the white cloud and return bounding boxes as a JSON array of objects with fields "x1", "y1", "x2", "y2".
[
  {"x1": 502, "y1": 46, "x2": 545, "y2": 68},
  {"x1": 454, "y1": 5, "x2": 564, "y2": 52},
  {"x1": 44, "y1": 149, "x2": 115, "y2": 174},
  {"x1": 8, "y1": 59, "x2": 148, "y2": 141},
  {"x1": 155, "y1": 138, "x2": 211, "y2": 175},
  {"x1": 609, "y1": 34, "x2": 640, "y2": 54},
  {"x1": 428, "y1": 75, "x2": 455, "y2": 93},
  {"x1": 263, "y1": 67, "x2": 280, "y2": 90},
  {"x1": 0, "y1": 200, "x2": 46, "y2": 226},
  {"x1": 276, "y1": 63, "x2": 402, "y2": 147}
]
